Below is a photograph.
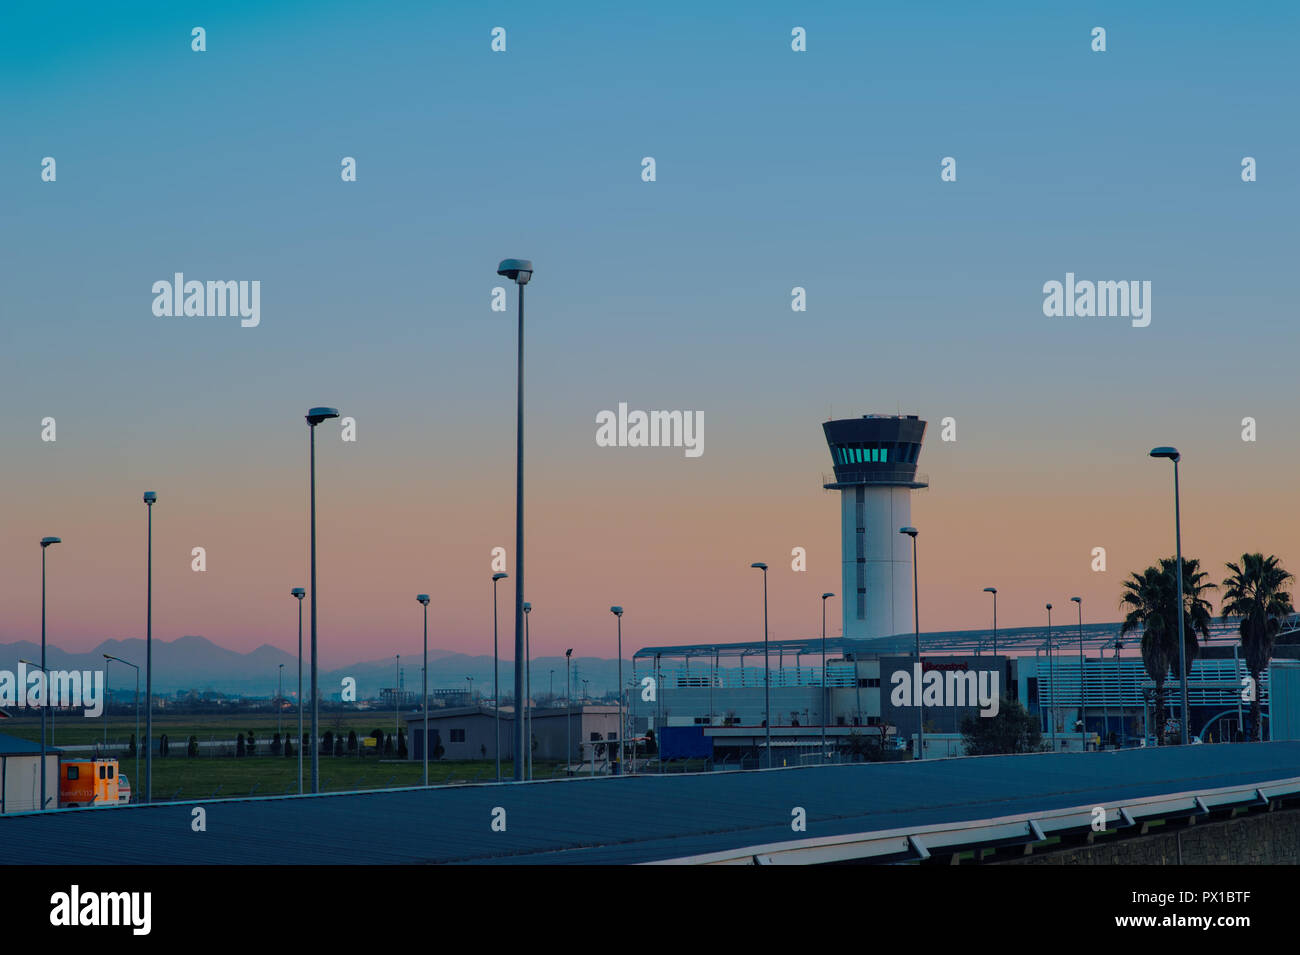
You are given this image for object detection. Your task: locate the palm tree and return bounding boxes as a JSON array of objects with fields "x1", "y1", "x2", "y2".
[
  {"x1": 1221, "y1": 553, "x2": 1294, "y2": 741},
  {"x1": 1120, "y1": 557, "x2": 1216, "y2": 743},
  {"x1": 1120, "y1": 566, "x2": 1174, "y2": 740}
]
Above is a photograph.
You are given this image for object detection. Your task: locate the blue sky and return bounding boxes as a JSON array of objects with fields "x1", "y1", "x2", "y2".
[{"x1": 1, "y1": 1, "x2": 1297, "y2": 660}]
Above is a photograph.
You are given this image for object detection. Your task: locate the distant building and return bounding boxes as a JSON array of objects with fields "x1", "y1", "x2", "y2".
[{"x1": 406, "y1": 705, "x2": 619, "y2": 763}]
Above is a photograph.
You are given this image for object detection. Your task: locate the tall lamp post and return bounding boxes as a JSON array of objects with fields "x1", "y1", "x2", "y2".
[
  {"x1": 394, "y1": 654, "x2": 401, "y2": 752},
  {"x1": 749, "y1": 563, "x2": 770, "y2": 768},
  {"x1": 610, "y1": 607, "x2": 624, "y2": 773},
  {"x1": 899, "y1": 528, "x2": 921, "y2": 759},
  {"x1": 497, "y1": 257, "x2": 533, "y2": 782},
  {"x1": 1046, "y1": 603, "x2": 1056, "y2": 750},
  {"x1": 142, "y1": 490, "x2": 157, "y2": 805},
  {"x1": 983, "y1": 587, "x2": 998, "y2": 655},
  {"x1": 290, "y1": 588, "x2": 305, "y2": 792},
  {"x1": 1071, "y1": 596, "x2": 1085, "y2": 749},
  {"x1": 103, "y1": 654, "x2": 139, "y2": 795},
  {"x1": 821, "y1": 592, "x2": 834, "y2": 761},
  {"x1": 276, "y1": 664, "x2": 284, "y2": 739},
  {"x1": 491, "y1": 571, "x2": 508, "y2": 782},
  {"x1": 523, "y1": 601, "x2": 533, "y2": 780},
  {"x1": 39, "y1": 536, "x2": 61, "y2": 810},
  {"x1": 417, "y1": 594, "x2": 431, "y2": 786},
  {"x1": 22, "y1": 659, "x2": 54, "y2": 807},
  {"x1": 565, "y1": 648, "x2": 573, "y2": 772},
  {"x1": 305, "y1": 406, "x2": 340, "y2": 793},
  {"x1": 1150, "y1": 446, "x2": 1189, "y2": 745}
]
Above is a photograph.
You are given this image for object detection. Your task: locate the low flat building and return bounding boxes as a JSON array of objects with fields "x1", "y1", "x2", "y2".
[
  {"x1": 406, "y1": 704, "x2": 620, "y2": 764},
  {"x1": 1, "y1": 732, "x2": 61, "y2": 813}
]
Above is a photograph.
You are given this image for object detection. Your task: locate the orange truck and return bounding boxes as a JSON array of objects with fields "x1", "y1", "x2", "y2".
[{"x1": 58, "y1": 759, "x2": 121, "y2": 808}]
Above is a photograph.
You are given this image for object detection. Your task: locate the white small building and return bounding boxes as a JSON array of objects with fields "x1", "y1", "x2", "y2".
[{"x1": 0, "y1": 732, "x2": 61, "y2": 813}]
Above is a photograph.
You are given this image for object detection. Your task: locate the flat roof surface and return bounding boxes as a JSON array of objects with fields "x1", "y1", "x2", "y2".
[
  {"x1": 3, "y1": 743, "x2": 1299, "y2": 864},
  {"x1": 0, "y1": 732, "x2": 61, "y2": 756}
]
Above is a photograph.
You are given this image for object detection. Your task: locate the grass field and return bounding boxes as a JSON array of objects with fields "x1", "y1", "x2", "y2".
[
  {"x1": 140, "y1": 757, "x2": 566, "y2": 801},
  {"x1": 3, "y1": 713, "x2": 579, "y2": 799},
  {"x1": 1, "y1": 711, "x2": 420, "y2": 748}
]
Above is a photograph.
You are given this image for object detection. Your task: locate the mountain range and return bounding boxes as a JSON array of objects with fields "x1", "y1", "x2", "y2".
[{"x1": 0, "y1": 635, "x2": 624, "y2": 700}]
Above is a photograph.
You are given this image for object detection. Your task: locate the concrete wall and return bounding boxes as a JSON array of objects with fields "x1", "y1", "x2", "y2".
[{"x1": 998, "y1": 806, "x2": 1300, "y2": 865}]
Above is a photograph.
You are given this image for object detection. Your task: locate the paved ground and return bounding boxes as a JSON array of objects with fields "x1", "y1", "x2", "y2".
[{"x1": 5, "y1": 742, "x2": 1300, "y2": 864}]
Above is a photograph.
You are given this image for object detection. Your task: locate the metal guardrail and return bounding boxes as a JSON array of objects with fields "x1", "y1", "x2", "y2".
[
  {"x1": 822, "y1": 470, "x2": 929, "y2": 487},
  {"x1": 647, "y1": 774, "x2": 1300, "y2": 865},
  {"x1": 648, "y1": 664, "x2": 857, "y2": 690}
]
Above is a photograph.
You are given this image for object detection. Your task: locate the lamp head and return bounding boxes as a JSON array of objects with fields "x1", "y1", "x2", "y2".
[
  {"x1": 822, "y1": 592, "x2": 834, "y2": 599},
  {"x1": 984, "y1": 587, "x2": 997, "y2": 594},
  {"x1": 497, "y1": 258, "x2": 533, "y2": 285},
  {"x1": 306, "y1": 407, "x2": 340, "y2": 427},
  {"x1": 291, "y1": 587, "x2": 305, "y2": 599},
  {"x1": 523, "y1": 602, "x2": 531, "y2": 613},
  {"x1": 40, "y1": 536, "x2": 61, "y2": 548},
  {"x1": 1046, "y1": 603, "x2": 1053, "y2": 611},
  {"x1": 899, "y1": 526, "x2": 918, "y2": 538},
  {"x1": 417, "y1": 594, "x2": 430, "y2": 605},
  {"x1": 492, "y1": 572, "x2": 508, "y2": 581},
  {"x1": 143, "y1": 491, "x2": 157, "y2": 505},
  {"x1": 750, "y1": 562, "x2": 767, "y2": 571},
  {"x1": 610, "y1": 606, "x2": 623, "y2": 616},
  {"x1": 1071, "y1": 596, "x2": 1082, "y2": 604},
  {"x1": 566, "y1": 648, "x2": 573, "y2": 658},
  {"x1": 1149, "y1": 446, "x2": 1180, "y2": 462}
]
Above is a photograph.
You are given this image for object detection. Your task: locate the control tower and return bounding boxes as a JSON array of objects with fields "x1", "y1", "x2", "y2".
[{"x1": 822, "y1": 415, "x2": 928, "y2": 641}]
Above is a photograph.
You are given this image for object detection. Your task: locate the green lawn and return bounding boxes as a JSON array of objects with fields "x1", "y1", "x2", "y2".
[
  {"x1": 2, "y1": 711, "x2": 421, "y2": 748},
  {"x1": 111, "y1": 757, "x2": 566, "y2": 801}
]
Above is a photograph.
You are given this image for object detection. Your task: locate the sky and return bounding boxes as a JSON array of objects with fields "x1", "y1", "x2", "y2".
[{"x1": 1, "y1": 1, "x2": 1297, "y2": 667}]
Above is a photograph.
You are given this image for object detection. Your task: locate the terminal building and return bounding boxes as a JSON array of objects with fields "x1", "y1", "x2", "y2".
[{"x1": 629, "y1": 413, "x2": 1300, "y2": 765}]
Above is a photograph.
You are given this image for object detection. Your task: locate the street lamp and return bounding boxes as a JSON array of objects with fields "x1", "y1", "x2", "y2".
[
  {"x1": 899, "y1": 528, "x2": 921, "y2": 759},
  {"x1": 497, "y1": 257, "x2": 533, "y2": 782},
  {"x1": 277, "y1": 663, "x2": 284, "y2": 740},
  {"x1": 491, "y1": 571, "x2": 508, "y2": 782},
  {"x1": 524, "y1": 601, "x2": 533, "y2": 781},
  {"x1": 820, "y1": 592, "x2": 834, "y2": 762},
  {"x1": 1046, "y1": 603, "x2": 1056, "y2": 750},
  {"x1": 417, "y1": 594, "x2": 430, "y2": 786},
  {"x1": 103, "y1": 654, "x2": 139, "y2": 795},
  {"x1": 22, "y1": 658, "x2": 54, "y2": 808},
  {"x1": 141, "y1": 489, "x2": 158, "y2": 806},
  {"x1": 305, "y1": 406, "x2": 340, "y2": 793},
  {"x1": 983, "y1": 587, "x2": 998, "y2": 656},
  {"x1": 1150, "y1": 446, "x2": 1189, "y2": 745},
  {"x1": 565, "y1": 648, "x2": 573, "y2": 771},
  {"x1": 610, "y1": 606, "x2": 624, "y2": 773},
  {"x1": 394, "y1": 654, "x2": 401, "y2": 752},
  {"x1": 291, "y1": 588, "x2": 305, "y2": 793},
  {"x1": 1072, "y1": 596, "x2": 1085, "y2": 749},
  {"x1": 749, "y1": 563, "x2": 770, "y2": 768},
  {"x1": 39, "y1": 536, "x2": 61, "y2": 810}
]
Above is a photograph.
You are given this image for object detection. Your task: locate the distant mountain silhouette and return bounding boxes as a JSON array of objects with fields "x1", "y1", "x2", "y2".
[{"x1": 0, "y1": 634, "x2": 624, "y2": 699}]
